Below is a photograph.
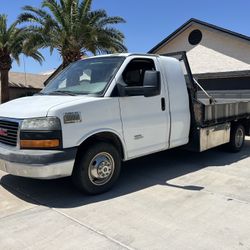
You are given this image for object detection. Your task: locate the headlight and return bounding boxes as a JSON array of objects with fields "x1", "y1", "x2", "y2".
[
  {"x1": 20, "y1": 117, "x2": 62, "y2": 149},
  {"x1": 21, "y1": 117, "x2": 61, "y2": 130}
]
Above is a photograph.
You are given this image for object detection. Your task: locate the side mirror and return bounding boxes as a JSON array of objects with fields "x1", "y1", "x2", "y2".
[
  {"x1": 116, "y1": 70, "x2": 160, "y2": 97},
  {"x1": 143, "y1": 71, "x2": 161, "y2": 97},
  {"x1": 117, "y1": 84, "x2": 144, "y2": 97}
]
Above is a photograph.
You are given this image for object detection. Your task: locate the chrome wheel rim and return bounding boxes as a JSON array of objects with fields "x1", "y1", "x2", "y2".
[
  {"x1": 88, "y1": 152, "x2": 115, "y2": 186},
  {"x1": 235, "y1": 127, "x2": 244, "y2": 148}
]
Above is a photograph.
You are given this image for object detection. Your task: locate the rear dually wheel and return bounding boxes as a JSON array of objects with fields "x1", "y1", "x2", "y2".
[{"x1": 227, "y1": 124, "x2": 245, "y2": 152}]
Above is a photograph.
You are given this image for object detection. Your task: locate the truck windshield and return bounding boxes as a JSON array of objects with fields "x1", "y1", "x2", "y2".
[{"x1": 41, "y1": 56, "x2": 125, "y2": 96}]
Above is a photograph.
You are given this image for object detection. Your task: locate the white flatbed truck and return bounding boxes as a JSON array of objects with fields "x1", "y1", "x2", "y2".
[{"x1": 0, "y1": 52, "x2": 249, "y2": 194}]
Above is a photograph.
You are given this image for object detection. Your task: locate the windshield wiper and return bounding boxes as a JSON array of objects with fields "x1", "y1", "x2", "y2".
[{"x1": 47, "y1": 90, "x2": 77, "y2": 96}]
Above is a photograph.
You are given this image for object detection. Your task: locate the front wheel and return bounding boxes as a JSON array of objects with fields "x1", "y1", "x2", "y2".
[
  {"x1": 72, "y1": 142, "x2": 121, "y2": 194},
  {"x1": 227, "y1": 124, "x2": 245, "y2": 152}
]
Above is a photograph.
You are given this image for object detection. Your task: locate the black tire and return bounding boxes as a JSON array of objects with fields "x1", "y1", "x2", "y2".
[
  {"x1": 72, "y1": 142, "x2": 121, "y2": 195},
  {"x1": 227, "y1": 124, "x2": 245, "y2": 152}
]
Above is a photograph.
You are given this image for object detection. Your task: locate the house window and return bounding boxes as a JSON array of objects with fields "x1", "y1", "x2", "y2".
[{"x1": 188, "y1": 29, "x2": 202, "y2": 45}]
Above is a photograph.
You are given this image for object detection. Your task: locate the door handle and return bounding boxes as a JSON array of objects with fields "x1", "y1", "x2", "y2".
[{"x1": 161, "y1": 97, "x2": 166, "y2": 111}]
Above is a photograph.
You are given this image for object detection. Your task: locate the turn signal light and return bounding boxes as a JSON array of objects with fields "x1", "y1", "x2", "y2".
[{"x1": 20, "y1": 139, "x2": 60, "y2": 149}]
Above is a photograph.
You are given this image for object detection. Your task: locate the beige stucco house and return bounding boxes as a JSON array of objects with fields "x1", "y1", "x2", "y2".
[{"x1": 149, "y1": 18, "x2": 250, "y2": 90}]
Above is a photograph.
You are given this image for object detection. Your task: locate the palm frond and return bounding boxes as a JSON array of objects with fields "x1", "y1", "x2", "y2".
[
  {"x1": 87, "y1": 10, "x2": 107, "y2": 25},
  {"x1": 42, "y1": 0, "x2": 67, "y2": 30},
  {"x1": 23, "y1": 5, "x2": 47, "y2": 16},
  {"x1": 97, "y1": 16, "x2": 126, "y2": 27},
  {"x1": 25, "y1": 50, "x2": 44, "y2": 65},
  {"x1": 79, "y1": 0, "x2": 92, "y2": 16}
]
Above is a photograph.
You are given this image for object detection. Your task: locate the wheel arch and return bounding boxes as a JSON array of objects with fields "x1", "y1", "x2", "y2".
[
  {"x1": 76, "y1": 130, "x2": 127, "y2": 161},
  {"x1": 231, "y1": 118, "x2": 249, "y2": 135}
]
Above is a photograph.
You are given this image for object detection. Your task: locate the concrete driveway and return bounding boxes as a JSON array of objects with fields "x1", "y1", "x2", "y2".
[{"x1": 1, "y1": 139, "x2": 250, "y2": 250}]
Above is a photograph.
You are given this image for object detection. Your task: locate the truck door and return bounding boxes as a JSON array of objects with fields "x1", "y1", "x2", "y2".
[{"x1": 118, "y1": 57, "x2": 170, "y2": 159}]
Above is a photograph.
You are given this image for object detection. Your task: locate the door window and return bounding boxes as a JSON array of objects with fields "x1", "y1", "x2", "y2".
[{"x1": 122, "y1": 59, "x2": 156, "y2": 87}]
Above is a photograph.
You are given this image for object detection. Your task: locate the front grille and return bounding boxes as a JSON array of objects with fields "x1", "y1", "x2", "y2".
[{"x1": 0, "y1": 120, "x2": 19, "y2": 146}]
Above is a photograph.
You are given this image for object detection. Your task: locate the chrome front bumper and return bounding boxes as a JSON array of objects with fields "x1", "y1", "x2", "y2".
[{"x1": 0, "y1": 145, "x2": 77, "y2": 179}]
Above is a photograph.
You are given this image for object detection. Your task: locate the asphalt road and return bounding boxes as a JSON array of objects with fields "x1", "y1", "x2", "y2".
[{"x1": 1, "y1": 139, "x2": 250, "y2": 249}]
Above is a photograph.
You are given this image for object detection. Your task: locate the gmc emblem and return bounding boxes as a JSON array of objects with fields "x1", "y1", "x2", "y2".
[{"x1": 0, "y1": 128, "x2": 8, "y2": 136}]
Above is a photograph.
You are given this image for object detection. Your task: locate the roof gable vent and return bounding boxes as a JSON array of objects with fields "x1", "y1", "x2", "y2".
[{"x1": 188, "y1": 29, "x2": 202, "y2": 45}]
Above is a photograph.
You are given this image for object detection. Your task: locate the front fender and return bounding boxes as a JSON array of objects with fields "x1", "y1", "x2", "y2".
[{"x1": 76, "y1": 128, "x2": 128, "y2": 160}]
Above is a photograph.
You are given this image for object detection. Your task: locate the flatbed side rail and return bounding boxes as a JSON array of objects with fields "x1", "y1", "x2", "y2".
[{"x1": 203, "y1": 101, "x2": 250, "y2": 125}]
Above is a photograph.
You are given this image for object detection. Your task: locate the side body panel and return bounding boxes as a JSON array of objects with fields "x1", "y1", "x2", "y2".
[{"x1": 158, "y1": 56, "x2": 191, "y2": 148}]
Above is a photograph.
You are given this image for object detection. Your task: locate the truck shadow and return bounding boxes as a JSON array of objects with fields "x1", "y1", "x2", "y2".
[{"x1": 1, "y1": 139, "x2": 250, "y2": 208}]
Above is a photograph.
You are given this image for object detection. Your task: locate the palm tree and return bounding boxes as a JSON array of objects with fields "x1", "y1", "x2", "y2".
[
  {"x1": 0, "y1": 14, "x2": 44, "y2": 103},
  {"x1": 19, "y1": 0, "x2": 127, "y2": 68}
]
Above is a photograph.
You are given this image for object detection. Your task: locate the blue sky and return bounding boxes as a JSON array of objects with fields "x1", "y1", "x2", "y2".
[{"x1": 2, "y1": 0, "x2": 250, "y2": 74}]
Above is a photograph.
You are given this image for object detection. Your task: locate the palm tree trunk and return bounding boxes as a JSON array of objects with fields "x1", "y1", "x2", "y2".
[
  {"x1": 0, "y1": 69, "x2": 10, "y2": 103},
  {"x1": 62, "y1": 50, "x2": 82, "y2": 68}
]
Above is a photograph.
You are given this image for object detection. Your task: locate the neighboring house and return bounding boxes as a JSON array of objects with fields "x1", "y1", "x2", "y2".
[
  {"x1": 0, "y1": 72, "x2": 49, "y2": 101},
  {"x1": 149, "y1": 18, "x2": 250, "y2": 90}
]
